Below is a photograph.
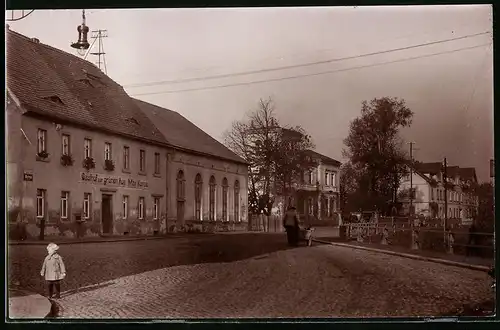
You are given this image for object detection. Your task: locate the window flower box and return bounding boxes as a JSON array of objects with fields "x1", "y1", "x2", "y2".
[
  {"x1": 104, "y1": 159, "x2": 115, "y2": 171},
  {"x1": 36, "y1": 150, "x2": 49, "y2": 160},
  {"x1": 60, "y1": 154, "x2": 74, "y2": 167},
  {"x1": 82, "y1": 157, "x2": 96, "y2": 170}
]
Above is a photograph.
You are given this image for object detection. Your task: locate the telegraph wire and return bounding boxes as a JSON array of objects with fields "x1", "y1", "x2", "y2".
[
  {"x1": 121, "y1": 22, "x2": 487, "y2": 81},
  {"x1": 130, "y1": 42, "x2": 491, "y2": 96},
  {"x1": 125, "y1": 31, "x2": 490, "y2": 89}
]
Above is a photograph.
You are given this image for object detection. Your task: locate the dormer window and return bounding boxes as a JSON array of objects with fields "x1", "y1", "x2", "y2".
[
  {"x1": 44, "y1": 95, "x2": 64, "y2": 105},
  {"x1": 126, "y1": 117, "x2": 139, "y2": 125},
  {"x1": 79, "y1": 78, "x2": 94, "y2": 87}
]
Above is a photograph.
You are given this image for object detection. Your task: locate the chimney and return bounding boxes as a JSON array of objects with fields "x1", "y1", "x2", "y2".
[{"x1": 31, "y1": 38, "x2": 40, "y2": 43}]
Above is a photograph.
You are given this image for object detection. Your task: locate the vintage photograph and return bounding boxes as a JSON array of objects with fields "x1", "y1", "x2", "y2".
[{"x1": 6, "y1": 5, "x2": 495, "y2": 319}]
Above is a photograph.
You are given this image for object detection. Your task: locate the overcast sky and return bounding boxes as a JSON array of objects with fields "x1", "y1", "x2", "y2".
[{"x1": 8, "y1": 5, "x2": 493, "y2": 181}]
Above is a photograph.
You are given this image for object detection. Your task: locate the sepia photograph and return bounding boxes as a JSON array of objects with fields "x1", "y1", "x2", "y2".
[{"x1": 6, "y1": 5, "x2": 495, "y2": 320}]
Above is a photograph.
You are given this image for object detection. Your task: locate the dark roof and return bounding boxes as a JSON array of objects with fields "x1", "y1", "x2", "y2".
[
  {"x1": 413, "y1": 162, "x2": 477, "y2": 184},
  {"x1": 415, "y1": 162, "x2": 442, "y2": 175},
  {"x1": 305, "y1": 150, "x2": 341, "y2": 167},
  {"x1": 135, "y1": 99, "x2": 247, "y2": 165},
  {"x1": 7, "y1": 29, "x2": 247, "y2": 165},
  {"x1": 6, "y1": 28, "x2": 167, "y2": 145},
  {"x1": 459, "y1": 167, "x2": 478, "y2": 182}
]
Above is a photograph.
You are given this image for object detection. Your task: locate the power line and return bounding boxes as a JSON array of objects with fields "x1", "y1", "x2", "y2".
[
  {"x1": 6, "y1": 10, "x2": 35, "y2": 22},
  {"x1": 121, "y1": 23, "x2": 486, "y2": 82},
  {"x1": 125, "y1": 31, "x2": 490, "y2": 89},
  {"x1": 130, "y1": 42, "x2": 491, "y2": 96}
]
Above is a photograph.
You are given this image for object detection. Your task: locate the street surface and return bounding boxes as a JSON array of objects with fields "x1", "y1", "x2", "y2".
[{"x1": 8, "y1": 235, "x2": 493, "y2": 318}]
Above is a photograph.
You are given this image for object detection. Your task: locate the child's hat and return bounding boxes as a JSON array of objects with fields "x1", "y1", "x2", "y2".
[{"x1": 47, "y1": 242, "x2": 59, "y2": 251}]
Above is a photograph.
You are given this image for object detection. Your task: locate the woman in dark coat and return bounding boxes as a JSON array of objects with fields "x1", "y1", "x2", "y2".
[{"x1": 283, "y1": 206, "x2": 300, "y2": 246}]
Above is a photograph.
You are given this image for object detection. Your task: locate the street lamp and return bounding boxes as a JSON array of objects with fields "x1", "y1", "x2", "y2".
[{"x1": 71, "y1": 9, "x2": 90, "y2": 56}]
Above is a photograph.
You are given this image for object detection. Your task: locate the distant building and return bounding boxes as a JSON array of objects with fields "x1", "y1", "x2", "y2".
[
  {"x1": 293, "y1": 150, "x2": 341, "y2": 221},
  {"x1": 7, "y1": 28, "x2": 248, "y2": 239},
  {"x1": 398, "y1": 162, "x2": 478, "y2": 223}
]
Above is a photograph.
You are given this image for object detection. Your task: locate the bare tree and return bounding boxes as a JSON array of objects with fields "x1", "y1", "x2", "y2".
[
  {"x1": 223, "y1": 98, "x2": 279, "y2": 215},
  {"x1": 223, "y1": 97, "x2": 316, "y2": 215}
]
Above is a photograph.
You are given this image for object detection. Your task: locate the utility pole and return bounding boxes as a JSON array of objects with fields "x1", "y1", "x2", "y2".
[
  {"x1": 443, "y1": 157, "x2": 448, "y2": 244},
  {"x1": 90, "y1": 29, "x2": 108, "y2": 74},
  {"x1": 408, "y1": 142, "x2": 415, "y2": 220}
]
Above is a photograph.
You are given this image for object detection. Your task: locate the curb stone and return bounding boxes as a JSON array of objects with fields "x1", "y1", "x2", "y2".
[
  {"x1": 8, "y1": 290, "x2": 52, "y2": 319},
  {"x1": 8, "y1": 234, "x2": 217, "y2": 246},
  {"x1": 313, "y1": 239, "x2": 491, "y2": 272}
]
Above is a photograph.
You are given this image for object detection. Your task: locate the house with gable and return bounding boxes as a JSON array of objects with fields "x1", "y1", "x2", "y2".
[
  {"x1": 7, "y1": 27, "x2": 248, "y2": 240},
  {"x1": 398, "y1": 161, "x2": 479, "y2": 223}
]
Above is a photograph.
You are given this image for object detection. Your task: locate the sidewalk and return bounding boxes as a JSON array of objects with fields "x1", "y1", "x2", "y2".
[
  {"x1": 8, "y1": 289, "x2": 52, "y2": 319},
  {"x1": 8, "y1": 233, "x2": 215, "y2": 245},
  {"x1": 313, "y1": 238, "x2": 493, "y2": 271}
]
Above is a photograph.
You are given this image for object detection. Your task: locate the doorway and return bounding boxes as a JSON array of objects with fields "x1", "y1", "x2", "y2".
[
  {"x1": 101, "y1": 194, "x2": 113, "y2": 234},
  {"x1": 177, "y1": 200, "x2": 184, "y2": 223}
]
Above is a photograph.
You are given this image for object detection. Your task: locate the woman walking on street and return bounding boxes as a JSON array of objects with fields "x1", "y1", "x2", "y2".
[
  {"x1": 283, "y1": 206, "x2": 300, "y2": 246},
  {"x1": 40, "y1": 243, "x2": 66, "y2": 299}
]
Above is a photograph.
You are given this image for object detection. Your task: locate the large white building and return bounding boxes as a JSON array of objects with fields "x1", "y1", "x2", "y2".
[
  {"x1": 398, "y1": 162, "x2": 478, "y2": 223},
  {"x1": 293, "y1": 150, "x2": 341, "y2": 221}
]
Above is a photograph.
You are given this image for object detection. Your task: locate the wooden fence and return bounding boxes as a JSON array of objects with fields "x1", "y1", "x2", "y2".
[
  {"x1": 248, "y1": 214, "x2": 285, "y2": 232},
  {"x1": 345, "y1": 222, "x2": 494, "y2": 258}
]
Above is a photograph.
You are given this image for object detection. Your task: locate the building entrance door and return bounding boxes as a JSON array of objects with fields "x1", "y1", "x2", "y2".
[
  {"x1": 101, "y1": 194, "x2": 113, "y2": 234},
  {"x1": 177, "y1": 201, "x2": 185, "y2": 223}
]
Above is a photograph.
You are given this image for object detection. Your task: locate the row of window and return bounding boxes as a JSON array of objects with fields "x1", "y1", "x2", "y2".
[
  {"x1": 306, "y1": 196, "x2": 338, "y2": 216},
  {"x1": 36, "y1": 189, "x2": 161, "y2": 221},
  {"x1": 431, "y1": 188, "x2": 476, "y2": 204},
  {"x1": 177, "y1": 171, "x2": 241, "y2": 222},
  {"x1": 436, "y1": 207, "x2": 475, "y2": 219},
  {"x1": 304, "y1": 170, "x2": 337, "y2": 186},
  {"x1": 37, "y1": 129, "x2": 161, "y2": 174}
]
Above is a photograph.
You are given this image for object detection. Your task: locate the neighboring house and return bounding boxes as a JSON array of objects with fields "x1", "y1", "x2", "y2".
[
  {"x1": 293, "y1": 150, "x2": 341, "y2": 221},
  {"x1": 398, "y1": 161, "x2": 479, "y2": 223},
  {"x1": 6, "y1": 28, "x2": 248, "y2": 239}
]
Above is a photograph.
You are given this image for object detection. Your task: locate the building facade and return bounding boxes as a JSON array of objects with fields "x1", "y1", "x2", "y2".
[
  {"x1": 398, "y1": 162, "x2": 479, "y2": 223},
  {"x1": 7, "y1": 28, "x2": 248, "y2": 239},
  {"x1": 294, "y1": 150, "x2": 341, "y2": 221}
]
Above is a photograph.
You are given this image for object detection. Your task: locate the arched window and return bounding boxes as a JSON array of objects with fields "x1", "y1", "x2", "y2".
[
  {"x1": 209, "y1": 176, "x2": 216, "y2": 221},
  {"x1": 234, "y1": 180, "x2": 240, "y2": 222},
  {"x1": 176, "y1": 170, "x2": 185, "y2": 200},
  {"x1": 222, "y1": 178, "x2": 228, "y2": 221},
  {"x1": 195, "y1": 174, "x2": 202, "y2": 221}
]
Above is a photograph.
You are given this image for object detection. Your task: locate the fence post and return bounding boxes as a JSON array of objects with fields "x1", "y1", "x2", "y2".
[
  {"x1": 448, "y1": 232, "x2": 454, "y2": 254},
  {"x1": 411, "y1": 228, "x2": 419, "y2": 250},
  {"x1": 381, "y1": 227, "x2": 389, "y2": 245}
]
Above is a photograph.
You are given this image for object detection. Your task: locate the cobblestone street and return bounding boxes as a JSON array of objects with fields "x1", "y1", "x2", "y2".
[{"x1": 47, "y1": 243, "x2": 494, "y2": 318}]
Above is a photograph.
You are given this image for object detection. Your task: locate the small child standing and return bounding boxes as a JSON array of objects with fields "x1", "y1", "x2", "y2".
[{"x1": 40, "y1": 243, "x2": 66, "y2": 299}]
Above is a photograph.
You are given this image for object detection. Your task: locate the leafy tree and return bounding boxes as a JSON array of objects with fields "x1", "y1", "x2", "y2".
[
  {"x1": 343, "y1": 97, "x2": 413, "y2": 211},
  {"x1": 272, "y1": 126, "x2": 316, "y2": 206},
  {"x1": 223, "y1": 97, "x2": 315, "y2": 215},
  {"x1": 474, "y1": 182, "x2": 494, "y2": 233}
]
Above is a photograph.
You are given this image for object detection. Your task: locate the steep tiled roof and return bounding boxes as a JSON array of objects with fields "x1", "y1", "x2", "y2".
[
  {"x1": 135, "y1": 99, "x2": 247, "y2": 165},
  {"x1": 459, "y1": 167, "x2": 478, "y2": 182},
  {"x1": 413, "y1": 161, "x2": 477, "y2": 184},
  {"x1": 305, "y1": 150, "x2": 341, "y2": 167},
  {"x1": 415, "y1": 162, "x2": 442, "y2": 175},
  {"x1": 6, "y1": 28, "x2": 167, "y2": 145}
]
